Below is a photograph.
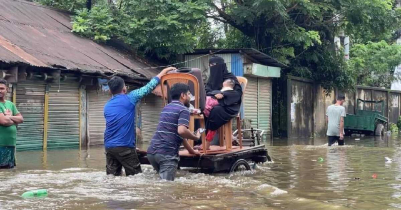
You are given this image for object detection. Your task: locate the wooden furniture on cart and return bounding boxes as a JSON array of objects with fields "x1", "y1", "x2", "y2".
[
  {"x1": 160, "y1": 73, "x2": 207, "y2": 153},
  {"x1": 218, "y1": 76, "x2": 248, "y2": 151}
]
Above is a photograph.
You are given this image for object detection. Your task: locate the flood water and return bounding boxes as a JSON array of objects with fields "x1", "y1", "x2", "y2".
[{"x1": 2, "y1": 136, "x2": 401, "y2": 209}]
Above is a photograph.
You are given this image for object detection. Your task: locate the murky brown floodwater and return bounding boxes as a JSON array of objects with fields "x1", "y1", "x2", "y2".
[{"x1": 2, "y1": 135, "x2": 401, "y2": 209}]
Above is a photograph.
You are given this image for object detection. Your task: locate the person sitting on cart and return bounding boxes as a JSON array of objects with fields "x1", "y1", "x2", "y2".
[
  {"x1": 204, "y1": 56, "x2": 243, "y2": 145},
  {"x1": 147, "y1": 83, "x2": 201, "y2": 181}
]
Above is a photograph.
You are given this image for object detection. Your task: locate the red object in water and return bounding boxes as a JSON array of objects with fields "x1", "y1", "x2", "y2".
[{"x1": 372, "y1": 174, "x2": 378, "y2": 179}]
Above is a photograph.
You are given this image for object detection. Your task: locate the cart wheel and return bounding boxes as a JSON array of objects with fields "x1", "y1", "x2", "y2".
[
  {"x1": 375, "y1": 123, "x2": 385, "y2": 136},
  {"x1": 230, "y1": 159, "x2": 251, "y2": 173}
]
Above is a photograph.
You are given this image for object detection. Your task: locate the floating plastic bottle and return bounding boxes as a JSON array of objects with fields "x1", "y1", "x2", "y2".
[
  {"x1": 318, "y1": 157, "x2": 324, "y2": 162},
  {"x1": 21, "y1": 189, "x2": 48, "y2": 198},
  {"x1": 385, "y1": 157, "x2": 393, "y2": 163}
]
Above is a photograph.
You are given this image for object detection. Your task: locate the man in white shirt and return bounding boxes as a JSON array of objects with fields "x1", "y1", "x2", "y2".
[{"x1": 326, "y1": 95, "x2": 346, "y2": 146}]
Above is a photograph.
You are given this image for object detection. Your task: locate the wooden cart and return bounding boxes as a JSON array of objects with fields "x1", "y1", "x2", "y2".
[
  {"x1": 137, "y1": 145, "x2": 270, "y2": 173},
  {"x1": 141, "y1": 72, "x2": 271, "y2": 173}
]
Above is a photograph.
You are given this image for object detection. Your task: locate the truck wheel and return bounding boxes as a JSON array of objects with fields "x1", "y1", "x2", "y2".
[
  {"x1": 230, "y1": 159, "x2": 251, "y2": 173},
  {"x1": 375, "y1": 124, "x2": 385, "y2": 136}
]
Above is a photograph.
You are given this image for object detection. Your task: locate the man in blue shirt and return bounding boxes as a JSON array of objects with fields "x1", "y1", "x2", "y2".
[
  {"x1": 104, "y1": 67, "x2": 175, "y2": 176},
  {"x1": 147, "y1": 83, "x2": 201, "y2": 181}
]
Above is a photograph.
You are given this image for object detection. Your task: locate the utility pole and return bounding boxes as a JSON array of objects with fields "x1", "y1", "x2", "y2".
[
  {"x1": 390, "y1": 0, "x2": 401, "y2": 90},
  {"x1": 344, "y1": 36, "x2": 350, "y2": 60},
  {"x1": 334, "y1": 30, "x2": 350, "y2": 60}
]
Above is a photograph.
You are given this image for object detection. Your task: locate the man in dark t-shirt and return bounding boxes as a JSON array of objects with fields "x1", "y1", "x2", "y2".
[{"x1": 147, "y1": 83, "x2": 200, "y2": 181}]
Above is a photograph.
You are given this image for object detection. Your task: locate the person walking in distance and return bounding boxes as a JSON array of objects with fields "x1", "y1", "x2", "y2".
[{"x1": 326, "y1": 95, "x2": 346, "y2": 146}]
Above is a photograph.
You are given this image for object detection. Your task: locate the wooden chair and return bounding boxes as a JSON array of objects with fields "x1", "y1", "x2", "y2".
[
  {"x1": 160, "y1": 73, "x2": 207, "y2": 153},
  {"x1": 218, "y1": 76, "x2": 248, "y2": 151}
]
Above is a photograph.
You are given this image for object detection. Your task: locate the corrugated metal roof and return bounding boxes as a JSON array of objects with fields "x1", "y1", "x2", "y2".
[{"x1": 0, "y1": 0, "x2": 156, "y2": 79}]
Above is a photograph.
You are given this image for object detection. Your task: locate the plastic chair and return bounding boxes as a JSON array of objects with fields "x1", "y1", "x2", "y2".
[{"x1": 219, "y1": 76, "x2": 248, "y2": 150}]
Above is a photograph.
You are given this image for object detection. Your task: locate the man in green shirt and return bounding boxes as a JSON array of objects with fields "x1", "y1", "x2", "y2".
[{"x1": 0, "y1": 79, "x2": 23, "y2": 169}]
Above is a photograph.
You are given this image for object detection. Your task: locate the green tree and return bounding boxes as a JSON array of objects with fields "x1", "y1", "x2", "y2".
[
  {"x1": 39, "y1": 0, "x2": 207, "y2": 60},
  {"x1": 71, "y1": 0, "x2": 207, "y2": 60},
  {"x1": 203, "y1": 0, "x2": 401, "y2": 91},
  {"x1": 348, "y1": 41, "x2": 401, "y2": 88},
  {"x1": 38, "y1": 0, "x2": 401, "y2": 90}
]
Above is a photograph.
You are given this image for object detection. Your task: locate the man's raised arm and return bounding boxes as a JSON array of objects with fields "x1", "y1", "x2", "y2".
[{"x1": 128, "y1": 67, "x2": 176, "y2": 104}]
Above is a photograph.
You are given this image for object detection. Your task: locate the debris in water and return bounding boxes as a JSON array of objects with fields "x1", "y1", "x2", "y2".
[
  {"x1": 355, "y1": 138, "x2": 360, "y2": 141},
  {"x1": 372, "y1": 174, "x2": 378, "y2": 179},
  {"x1": 385, "y1": 157, "x2": 393, "y2": 163},
  {"x1": 21, "y1": 189, "x2": 48, "y2": 198},
  {"x1": 318, "y1": 157, "x2": 324, "y2": 162}
]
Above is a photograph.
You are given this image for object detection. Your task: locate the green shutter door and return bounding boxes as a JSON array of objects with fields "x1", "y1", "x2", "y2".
[
  {"x1": 244, "y1": 77, "x2": 258, "y2": 128},
  {"x1": 258, "y1": 78, "x2": 272, "y2": 139},
  {"x1": 16, "y1": 80, "x2": 46, "y2": 150},
  {"x1": 141, "y1": 94, "x2": 164, "y2": 142},
  {"x1": 47, "y1": 81, "x2": 80, "y2": 149},
  {"x1": 87, "y1": 87, "x2": 111, "y2": 145}
]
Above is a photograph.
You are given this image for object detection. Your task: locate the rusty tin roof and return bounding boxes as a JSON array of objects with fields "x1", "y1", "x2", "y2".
[{"x1": 0, "y1": 0, "x2": 157, "y2": 79}]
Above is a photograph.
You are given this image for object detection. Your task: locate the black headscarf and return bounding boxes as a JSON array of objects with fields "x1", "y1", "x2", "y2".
[
  {"x1": 206, "y1": 56, "x2": 242, "y2": 95},
  {"x1": 209, "y1": 56, "x2": 225, "y2": 65},
  {"x1": 206, "y1": 63, "x2": 226, "y2": 92}
]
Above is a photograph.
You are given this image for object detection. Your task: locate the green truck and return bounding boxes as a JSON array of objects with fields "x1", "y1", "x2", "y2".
[{"x1": 344, "y1": 99, "x2": 388, "y2": 136}]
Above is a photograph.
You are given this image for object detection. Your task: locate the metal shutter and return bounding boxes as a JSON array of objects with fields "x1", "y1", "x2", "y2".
[
  {"x1": 244, "y1": 77, "x2": 258, "y2": 128},
  {"x1": 87, "y1": 88, "x2": 111, "y2": 145},
  {"x1": 6, "y1": 84, "x2": 13, "y2": 101},
  {"x1": 16, "y1": 80, "x2": 45, "y2": 150},
  {"x1": 141, "y1": 94, "x2": 164, "y2": 142},
  {"x1": 258, "y1": 78, "x2": 272, "y2": 139},
  {"x1": 47, "y1": 81, "x2": 80, "y2": 149}
]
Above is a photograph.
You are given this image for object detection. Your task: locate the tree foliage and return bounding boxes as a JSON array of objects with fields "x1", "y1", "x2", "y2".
[
  {"x1": 203, "y1": 0, "x2": 401, "y2": 91},
  {"x1": 40, "y1": 0, "x2": 207, "y2": 60},
  {"x1": 348, "y1": 41, "x2": 401, "y2": 88},
  {"x1": 38, "y1": 0, "x2": 401, "y2": 90},
  {"x1": 37, "y1": 0, "x2": 87, "y2": 12}
]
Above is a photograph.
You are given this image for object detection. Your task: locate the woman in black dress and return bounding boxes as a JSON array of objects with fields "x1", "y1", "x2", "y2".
[{"x1": 204, "y1": 56, "x2": 242, "y2": 142}]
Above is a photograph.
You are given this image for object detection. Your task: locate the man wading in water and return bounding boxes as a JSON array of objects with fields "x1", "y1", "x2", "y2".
[
  {"x1": 326, "y1": 95, "x2": 346, "y2": 146},
  {"x1": 0, "y1": 79, "x2": 23, "y2": 169},
  {"x1": 104, "y1": 67, "x2": 175, "y2": 176},
  {"x1": 147, "y1": 83, "x2": 200, "y2": 181}
]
